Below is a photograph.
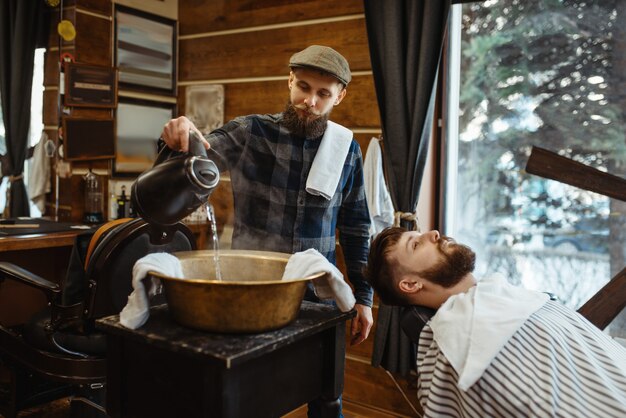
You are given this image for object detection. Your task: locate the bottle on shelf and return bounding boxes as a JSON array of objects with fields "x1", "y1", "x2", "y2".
[
  {"x1": 83, "y1": 169, "x2": 104, "y2": 224},
  {"x1": 117, "y1": 185, "x2": 129, "y2": 219}
]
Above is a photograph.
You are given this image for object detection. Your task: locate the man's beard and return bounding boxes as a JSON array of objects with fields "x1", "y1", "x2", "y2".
[
  {"x1": 419, "y1": 237, "x2": 476, "y2": 288},
  {"x1": 282, "y1": 101, "x2": 329, "y2": 138}
]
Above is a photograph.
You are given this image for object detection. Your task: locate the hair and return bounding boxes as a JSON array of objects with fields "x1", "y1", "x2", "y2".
[{"x1": 363, "y1": 227, "x2": 414, "y2": 306}]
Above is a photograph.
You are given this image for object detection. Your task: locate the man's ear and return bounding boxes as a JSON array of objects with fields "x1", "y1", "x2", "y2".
[
  {"x1": 288, "y1": 71, "x2": 295, "y2": 90},
  {"x1": 398, "y1": 277, "x2": 423, "y2": 295},
  {"x1": 334, "y1": 87, "x2": 347, "y2": 105}
]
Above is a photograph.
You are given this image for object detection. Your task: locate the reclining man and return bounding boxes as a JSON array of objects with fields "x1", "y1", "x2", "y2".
[{"x1": 364, "y1": 227, "x2": 626, "y2": 417}]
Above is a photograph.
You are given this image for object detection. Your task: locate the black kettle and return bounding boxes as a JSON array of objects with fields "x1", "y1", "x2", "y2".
[{"x1": 131, "y1": 131, "x2": 220, "y2": 226}]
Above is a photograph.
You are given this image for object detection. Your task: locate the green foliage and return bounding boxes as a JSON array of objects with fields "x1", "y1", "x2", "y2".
[{"x1": 456, "y1": 0, "x2": 626, "y2": 230}]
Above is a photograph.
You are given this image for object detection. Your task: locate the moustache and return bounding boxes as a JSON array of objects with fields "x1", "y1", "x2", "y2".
[
  {"x1": 293, "y1": 105, "x2": 321, "y2": 117},
  {"x1": 437, "y1": 236, "x2": 457, "y2": 250}
]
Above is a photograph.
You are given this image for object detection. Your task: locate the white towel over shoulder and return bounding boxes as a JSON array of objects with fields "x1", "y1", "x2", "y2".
[
  {"x1": 305, "y1": 121, "x2": 353, "y2": 200},
  {"x1": 119, "y1": 252, "x2": 183, "y2": 329},
  {"x1": 282, "y1": 248, "x2": 356, "y2": 312},
  {"x1": 363, "y1": 137, "x2": 394, "y2": 237}
]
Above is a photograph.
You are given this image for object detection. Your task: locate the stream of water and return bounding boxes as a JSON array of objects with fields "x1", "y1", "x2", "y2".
[{"x1": 204, "y1": 202, "x2": 222, "y2": 281}]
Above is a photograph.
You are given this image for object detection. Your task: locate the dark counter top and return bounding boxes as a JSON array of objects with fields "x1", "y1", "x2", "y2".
[
  {"x1": 0, "y1": 218, "x2": 95, "y2": 237},
  {"x1": 97, "y1": 301, "x2": 354, "y2": 369},
  {"x1": 0, "y1": 218, "x2": 97, "y2": 252}
]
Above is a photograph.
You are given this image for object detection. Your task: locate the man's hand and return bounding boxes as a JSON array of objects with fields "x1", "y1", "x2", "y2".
[
  {"x1": 350, "y1": 303, "x2": 373, "y2": 346},
  {"x1": 161, "y1": 116, "x2": 209, "y2": 153}
]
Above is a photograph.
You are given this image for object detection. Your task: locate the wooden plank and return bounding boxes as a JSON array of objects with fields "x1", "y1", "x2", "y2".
[
  {"x1": 75, "y1": 11, "x2": 112, "y2": 66},
  {"x1": 76, "y1": 0, "x2": 112, "y2": 15},
  {"x1": 179, "y1": 18, "x2": 370, "y2": 81},
  {"x1": 47, "y1": 8, "x2": 77, "y2": 48},
  {"x1": 219, "y1": 77, "x2": 378, "y2": 128},
  {"x1": 526, "y1": 146, "x2": 626, "y2": 202},
  {"x1": 58, "y1": 176, "x2": 73, "y2": 207},
  {"x1": 179, "y1": 78, "x2": 379, "y2": 132},
  {"x1": 0, "y1": 232, "x2": 79, "y2": 252},
  {"x1": 43, "y1": 89, "x2": 59, "y2": 125},
  {"x1": 69, "y1": 108, "x2": 114, "y2": 119},
  {"x1": 344, "y1": 358, "x2": 421, "y2": 417},
  {"x1": 52, "y1": 176, "x2": 84, "y2": 222},
  {"x1": 179, "y1": 0, "x2": 363, "y2": 35},
  {"x1": 63, "y1": 8, "x2": 77, "y2": 49},
  {"x1": 71, "y1": 160, "x2": 110, "y2": 170},
  {"x1": 223, "y1": 80, "x2": 288, "y2": 119},
  {"x1": 578, "y1": 267, "x2": 626, "y2": 330},
  {"x1": 0, "y1": 224, "x2": 41, "y2": 229},
  {"x1": 71, "y1": 175, "x2": 84, "y2": 222},
  {"x1": 354, "y1": 133, "x2": 381, "y2": 155},
  {"x1": 44, "y1": 48, "x2": 60, "y2": 87}
]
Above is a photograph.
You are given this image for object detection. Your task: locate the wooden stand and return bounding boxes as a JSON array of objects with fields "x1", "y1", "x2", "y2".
[{"x1": 98, "y1": 301, "x2": 354, "y2": 418}]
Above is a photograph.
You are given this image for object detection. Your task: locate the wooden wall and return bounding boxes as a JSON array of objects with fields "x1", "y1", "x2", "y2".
[
  {"x1": 43, "y1": 0, "x2": 114, "y2": 221},
  {"x1": 177, "y1": 1, "x2": 417, "y2": 416},
  {"x1": 42, "y1": 0, "x2": 420, "y2": 415}
]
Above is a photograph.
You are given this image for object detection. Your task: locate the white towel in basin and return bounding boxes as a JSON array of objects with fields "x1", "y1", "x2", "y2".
[
  {"x1": 119, "y1": 252, "x2": 183, "y2": 329},
  {"x1": 282, "y1": 248, "x2": 356, "y2": 312}
]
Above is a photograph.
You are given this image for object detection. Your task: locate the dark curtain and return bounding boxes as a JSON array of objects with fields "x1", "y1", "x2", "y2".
[
  {"x1": 363, "y1": 0, "x2": 451, "y2": 376},
  {"x1": 0, "y1": 0, "x2": 49, "y2": 217}
]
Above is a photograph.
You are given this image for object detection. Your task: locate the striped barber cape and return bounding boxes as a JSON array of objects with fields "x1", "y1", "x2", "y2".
[{"x1": 417, "y1": 301, "x2": 626, "y2": 418}]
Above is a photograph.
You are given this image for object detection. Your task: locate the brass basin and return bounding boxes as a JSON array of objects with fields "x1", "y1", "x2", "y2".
[{"x1": 148, "y1": 250, "x2": 324, "y2": 333}]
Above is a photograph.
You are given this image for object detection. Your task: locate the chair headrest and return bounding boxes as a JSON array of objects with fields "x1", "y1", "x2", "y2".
[{"x1": 400, "y1": 305, "x2": 437, "y2": 344}]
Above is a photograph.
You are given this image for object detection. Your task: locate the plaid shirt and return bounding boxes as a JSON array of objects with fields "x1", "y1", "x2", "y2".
[{"x1": 206, "y1": 113, "x2": 373, "y2": 306}]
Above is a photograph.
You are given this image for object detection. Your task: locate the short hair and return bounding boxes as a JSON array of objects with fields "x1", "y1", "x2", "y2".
[{"x1": 363, "y1": 227, "x2": 414, "y2": 306}]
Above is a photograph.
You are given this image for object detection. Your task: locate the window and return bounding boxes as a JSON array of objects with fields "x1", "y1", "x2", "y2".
[
  {"x1": 442, "y1": 1, "x2": 625, "y2": 334},
  {"x1": 0, "y1": 48, "x2": 45, "y2": 216}
]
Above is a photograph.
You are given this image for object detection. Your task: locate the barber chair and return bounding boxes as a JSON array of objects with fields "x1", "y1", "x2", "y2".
[
  {"x1": 0, "y1": 218, "x2": 196, "y2": 418},
  {"x1": 399, "y1": 306, "x2": 437, "y2": 345}
]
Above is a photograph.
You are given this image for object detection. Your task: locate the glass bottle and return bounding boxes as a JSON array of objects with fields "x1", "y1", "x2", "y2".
[{"x1": 83, "y1": 169, "x2": 104, "y2": 224}]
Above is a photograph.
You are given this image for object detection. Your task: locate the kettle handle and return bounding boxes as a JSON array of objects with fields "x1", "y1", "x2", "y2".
[
  {"x1": 153, "y1": 130, "x2": 207, "y2": 166},
  {"x1": 188, "y1": 130, "x2": 209, "y2": 158}
]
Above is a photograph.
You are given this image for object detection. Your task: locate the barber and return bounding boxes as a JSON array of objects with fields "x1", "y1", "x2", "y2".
[{"x1": 160, "y1": 45, "x2": 374, "y2": 417}]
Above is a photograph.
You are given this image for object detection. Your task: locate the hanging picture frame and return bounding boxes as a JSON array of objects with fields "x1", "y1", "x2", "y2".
[
  {"x1": 63, "y1": 117, "x2": 116, "y2": 161},
  {"x1": 113, "y1": 97, "x2": 176, "y2": 177},
  {"x1": 64, "y1": 63, "x2": 118, "y2": 108},
  {"x1": 114, "y1": 5, "x2": 177, "y2": 96},
  {"x1": 184, "y1": 84, "x2": 225, "y2": 135}
]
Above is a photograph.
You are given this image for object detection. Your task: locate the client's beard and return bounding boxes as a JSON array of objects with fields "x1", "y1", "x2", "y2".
[
  {"x1": 419, "y1": 237, "x2": 476, "y2": 288},
  {"x1": 282, "y1": 101, "x2": 329, "y2": 138}
]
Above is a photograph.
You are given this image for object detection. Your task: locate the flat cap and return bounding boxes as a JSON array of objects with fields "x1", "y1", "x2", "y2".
[{"x1": 289, "y1": 45, "x2": 352, "y2": 86}]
